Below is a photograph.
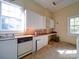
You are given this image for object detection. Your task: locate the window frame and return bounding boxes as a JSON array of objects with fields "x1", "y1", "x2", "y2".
[
  {"x1": 0, "y1": 1, "x2": 26, "y2": 33},
  {"x1": 68, "y1": 15, "x2": 79, "y2": 36}
]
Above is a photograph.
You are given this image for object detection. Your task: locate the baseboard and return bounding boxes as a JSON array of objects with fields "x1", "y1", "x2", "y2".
[{"x1": 61, "y1": 41, "x2": 76, "y2": 47}]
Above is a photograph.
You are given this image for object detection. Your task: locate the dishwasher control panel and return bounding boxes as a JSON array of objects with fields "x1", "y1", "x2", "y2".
[{"x1": 17, "y1": 37, "x2": 33, "y2": 43}]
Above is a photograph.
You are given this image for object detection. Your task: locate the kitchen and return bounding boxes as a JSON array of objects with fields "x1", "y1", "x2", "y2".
[
  {"x1": 0, "y1": 0, "x2": 56, "y2": 59},
  {"x1": 0, "y1": 0, "x2": 79, "y2": 59}
]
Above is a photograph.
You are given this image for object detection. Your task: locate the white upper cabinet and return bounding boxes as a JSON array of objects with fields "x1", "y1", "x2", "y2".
[
  {"x1": 26, "y1": 10, "x2": 46, "y2": 29},
  {"x1": 46, "y1": 17, "x2": 55, "y2": 29},
  {"x1": 50, "y1": 18, "x2": 55, "y2": 28}
]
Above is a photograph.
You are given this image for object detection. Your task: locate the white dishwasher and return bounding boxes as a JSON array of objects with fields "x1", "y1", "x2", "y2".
[
  {"x1": 17, "y1": 37, "x2": 33, "y2": 58},
  {"x1": 0, "y1": 34, "x2": 17, "y2": 59}
]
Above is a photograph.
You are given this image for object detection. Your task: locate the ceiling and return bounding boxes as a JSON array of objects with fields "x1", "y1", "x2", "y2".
[{"x1": 34, "y1": 0, "x2": 79, "y2": 12}]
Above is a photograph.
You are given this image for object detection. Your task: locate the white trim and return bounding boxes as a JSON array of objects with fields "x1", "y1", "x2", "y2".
[
  {"x1": 1, "y1": 0, "x2": 21, "y2": 9},
  {"x1": 0, "y1": 0, "x2": 23, "y2": 8},
  {"x1": 68, "y1": 15, "x2": 79, "y2": 36}
]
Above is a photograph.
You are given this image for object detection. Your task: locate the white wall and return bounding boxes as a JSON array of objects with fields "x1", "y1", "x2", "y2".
[
  {"x1": 12, "y1": 0, "x2": 53, "y2": 18},
  {"x1": 53, "y1": 1, "x2": 79, "y2": 44}
]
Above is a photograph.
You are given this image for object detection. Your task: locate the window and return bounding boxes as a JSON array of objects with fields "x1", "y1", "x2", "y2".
[
  {"x1": 69, "y1": 16, "x2": 79, "y2": 34},
  {"x1": 0, "y1": 1, "x2": 26, "y2": 32}
]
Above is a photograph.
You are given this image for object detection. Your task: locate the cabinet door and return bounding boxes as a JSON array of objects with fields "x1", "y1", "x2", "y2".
[
  {"x1": 26, "y1": 10, "x2": 36, "y2": 28},
  {"x1": 50, "y1": 19, "x2": 55, "y2": 28},
  {"x1": 0, "y1": 40, "x2": 17, "y2": 59},
  {"x1": 46, "y1": 17, "x2": 54, "y2": 28},
  {"x1": 33, "y1": 35, "x2": 48, "y2": 51},
  {"x1": 33, "y1": 37, "x2": 44, "y2": 52},
  {"x1": 27, "y1": 10, "x2": 46, "y2": 29},
  {"x1": 42, "y1": 35, "x2": 48, "y2": 46},
  {"x1": 37, "y1": 36, "x2": 48, "y2": 50},
  {"x1": 37, "y1": 39, "x2": 43, "y2": 50}
]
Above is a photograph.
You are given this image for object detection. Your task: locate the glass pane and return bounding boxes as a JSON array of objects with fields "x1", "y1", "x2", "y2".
[
  {"x1": 75, "y1": 22, "x2": 79, "y2": 25},
  {"x1": 74, "y1": 30, "x2": 79, "y2": 34},
  {"x1": 70, "y1": 26, "x2": 75, "y2": 29},
  {"x1": 0, "y1": 2, "x2": 26, "y2": 32},
  {"x1": 70, "y1": 29, "x2": 75, "y2": 34},
  {"x1": 2, "y1": 16, "x2": 21, "y2": 31},
  {"x1": 74, "y1": 26, "x2": 79, "y2": 34},
  {"x1": 2, "y1": 2, "x2": 9, "y2": 10},
  {"x1": 75, "y1": 17, "x2": 79, "y2": 22},
  {"x1": 70, "y1": 18, "x2": 74, "y2": 22},
  {"x1": 70, "y1": 18, "x2": 75, "y2": 25},
  {"x1": 75, "y1": 26, "x2": 79, "y2": 30},
  {"x1": 70, "y1": 22, "x2": 75, "y2": 25},
  {"x1": 70, "y1": 17, "x2": 79, "y2": 34},
  {"x1": 2, "y1": 9, "x2": 10, "y2": 17},
  {"x1": 2, "y1": 2, "x2": 22, "y2": 19}
]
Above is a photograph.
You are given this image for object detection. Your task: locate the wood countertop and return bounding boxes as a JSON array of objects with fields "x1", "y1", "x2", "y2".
[
  {"x1": 34, "y1": 33, "x2": 56, "y2": 37},
  {"x1": 15, "y1": 33, "x2": 57, "y2": 38},
  {"x1": 15, "y1": 35, "x2": 34, "y2": 38}
]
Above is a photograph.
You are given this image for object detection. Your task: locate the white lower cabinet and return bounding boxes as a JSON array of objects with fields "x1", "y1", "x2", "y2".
[
  {"x1": 33, "y1": 35, "x2": 48, "y2": 51},
  {"x1": 37, "y1": 39, "x2": 43, "y2": 50},
  {"x1": 0, "y1": 39, "x2": 17, "y2": 59}
]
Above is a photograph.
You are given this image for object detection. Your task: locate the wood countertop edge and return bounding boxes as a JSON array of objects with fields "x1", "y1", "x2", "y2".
[
  {"x1": 15, "y1": 33, "x2": 57, "y2": 38},
  {"x1": 15, "y1": 35, "x2": 34, "y2": 38},
  {"x1": 34, "y1": 33, "x2": 56, "y2": 37}
]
